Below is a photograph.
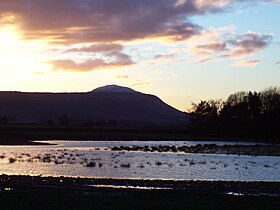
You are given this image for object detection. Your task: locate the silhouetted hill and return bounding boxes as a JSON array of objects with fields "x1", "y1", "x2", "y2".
[{"x1": 0, "y1": 85, "x2": 188, "y2": 126}]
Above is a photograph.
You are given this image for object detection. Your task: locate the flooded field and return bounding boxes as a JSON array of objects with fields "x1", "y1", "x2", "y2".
[{"x1": 0, "y1": 141, "x2": 279, "y2": 181}]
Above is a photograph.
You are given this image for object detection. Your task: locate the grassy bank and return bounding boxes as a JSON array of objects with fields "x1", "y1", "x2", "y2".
[{"x1": 0, "y1": 126, "x2": 273, "y2": 145}]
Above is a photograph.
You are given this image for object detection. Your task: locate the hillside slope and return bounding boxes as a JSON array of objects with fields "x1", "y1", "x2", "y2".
[{"x1": 0, "y1": 85, "x2": 188, "y2": 125}]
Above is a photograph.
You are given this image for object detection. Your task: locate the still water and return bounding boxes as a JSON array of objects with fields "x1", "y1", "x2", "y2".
[{"x1": 0, "y1": 141, "x2": 279, "y2": 181}]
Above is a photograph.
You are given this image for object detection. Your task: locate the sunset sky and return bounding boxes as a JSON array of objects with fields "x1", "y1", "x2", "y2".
[{"x1": 0, "y1": 0, "x2": 279, "y2": 111}]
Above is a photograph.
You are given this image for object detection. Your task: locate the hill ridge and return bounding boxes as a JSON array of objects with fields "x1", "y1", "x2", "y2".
[{"x1": 0, "y1": 85, "x2": 188, "y2": 126}]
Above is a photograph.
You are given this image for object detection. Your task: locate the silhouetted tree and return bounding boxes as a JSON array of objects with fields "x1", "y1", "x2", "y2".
[
  {"x1": 246, "y1": 91, "x2": 262, "y2": 120},
  {"x1": 260, "y1": 87, "x2": 280, "y2": 114},
  {"x1": 259, "y1": 87, "x2": 280, "y2": 140},
  {"x1": 225, "y1": 91, "x2": 247, "y2": 107},
  {"x1": 190, "y1": 99, "x2": 223, "y2": 128},
  {"x1": 190, "y1": 87, "x2": 280, "y2": 141},
  {"x1": 220, "y1": 91, "x2": 249, "y2": 120}
]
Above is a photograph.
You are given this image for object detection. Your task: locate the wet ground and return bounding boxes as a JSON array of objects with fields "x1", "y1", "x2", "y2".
[{"x1": 0, "y1": 175, "x2": 280, "y2": 210}]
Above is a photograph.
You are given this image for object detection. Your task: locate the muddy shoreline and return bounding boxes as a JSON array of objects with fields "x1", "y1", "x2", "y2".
[
  {"x1": 0, "y1": 174, "x2": 280, "y2": 197},
  {"x1": 1, "y1": 175, "x2": 280, "y2": 209},
  {"x1": 110, "y1": 144, "x2": 280, "y2": 156}
]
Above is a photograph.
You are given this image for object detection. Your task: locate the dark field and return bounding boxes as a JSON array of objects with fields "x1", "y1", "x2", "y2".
[
  {"x1": 1, "y1": 188, "x2": 280, "y2": 210},
  {"x1": 0, "y1": 175, "x2": 280, "y2": 210},
  {"x1": 0, "y1": 126, "x2": 274, "y2": 145}
]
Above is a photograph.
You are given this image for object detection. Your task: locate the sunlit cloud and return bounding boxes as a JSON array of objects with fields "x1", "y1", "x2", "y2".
[
  {"x1": 224, "y1": 32, "x2": 273, "y2": 59},
  {"x1": 116, "y1": 75, "x2": 129, "y2": 80},
  {"x1": 194, "y1": 0, "x2": 232, "y2": 10},
  {"x1": 49, "y1": 43, "x2": 134, "y2": 72},
  {"x1": 188, "y1": 27, "x2": 273, "y2": 62},
  {"x1": 194, "y1": 0, "x2": 280, "y2": 10},
  {"x1": 0, "y1": 0, "x2": 205, "y2": 44},
  {"x1": 0, "y1": 0, "x2": 276, "y2": 74},
  {"x1": 190, "y1": 42, "x2": 227, "y2": 63},
  {"x1": 187, "y1": 26, "x2": 233, "y2": 62},
  {"x1": 233, "y1": 59, "x2": 261, "y2": 67},
  {"x1": 145, "y1": 52, "x2": 182, "y2": 66},
  {"x1": 50, "y1": 56, "x2": 134, "y2": 72},
  {"x1": 0, "y1": 1, "x2": 276, "y2": 48},
  {"x1": 32, "y1": 71, "x2": 47, "y2": 76},
  {"x1": 195, "y1": 42, "x2": 227, "y2": 52},
  {"x1": 154, "y1": 53, "x2": 177, "y2": 60},
  {"x1": 6, "y1": 0, "x2": 277, "y2": 45},
  {"x1": 65, "y1": 43, "x2": 123, "y2": 53},
  {"x1": 130, "y1": 81, "x2": 150, "y2": 88}
]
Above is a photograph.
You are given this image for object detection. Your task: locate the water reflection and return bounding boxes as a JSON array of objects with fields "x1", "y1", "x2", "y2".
[{"x1": 0, "y1": 141, "x2": 279, "y2": 182}]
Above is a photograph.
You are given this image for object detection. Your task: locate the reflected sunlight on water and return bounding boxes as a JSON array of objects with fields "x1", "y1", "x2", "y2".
[{"x1": 0, "y1": 141, "x2": 279, "y2": 182}]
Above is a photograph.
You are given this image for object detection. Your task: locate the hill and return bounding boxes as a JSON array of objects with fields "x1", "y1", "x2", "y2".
[{"x1": 0, "y1": 85, "x2": 188, "y2": 126}]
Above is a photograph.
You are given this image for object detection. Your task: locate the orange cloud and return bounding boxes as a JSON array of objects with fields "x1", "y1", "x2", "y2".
[
  {"x1": 130, "y1": 81, "x2": 150, "y2": 87},
  {"x1": 49, "y1": 42, "x2": 134, "y2": 72},
  {"x1": 116, "y1": 75, "x2": 129, "y2": 79},
  {"x1": 233, "y1": 59, "x2": 261, "y2": 67},
  {"x1": 65, "y1": 44, "x2": 123, "y2": 53},
  {"x1": 50, "y1": 56, "x2": 134, "y2": 72},
  {"x1": 195, "y1": 42, "x2": 227, "y2": 52}
]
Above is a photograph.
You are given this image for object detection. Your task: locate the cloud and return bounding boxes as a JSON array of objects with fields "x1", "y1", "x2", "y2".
[
  {"x1": 116, "y1": 75, "x2": 129, "y2": 79},
  {"x1": 188, "y1": 26, "x2": 233, "y2": 62},
  {"x1": 130, "y1": 81, "x2": 150, "y2": 87},
  {"x1": 274, "y1": 61, "x2": 280, "y2": 65},
  {"x1": 50, "y1": 42, "x2": 134, "y2": 72},
  {"x1": 225, "y1": 32, "x2": 273, "y2": 58},
  {"x1": 233, "y1": 59, "x2": 261, "y2": 67},
  {"x1": 145, "y1": 51, "x2": 184, "y2": 66},
  {"x1": 154, "y1": 53, "x2": 176, "y2": 59},
  {"x1": 65, "y1": 43, "x2": 123, "y2": 53},
  {"x1": 188, "y1": 28, "x2": 273, "y2": 62},
  {"x1": 195, "y1": 42, "x2": 227, "y2": 52},
  {"x1": 194, "y1": 0, "x2": 233, "y2": 10},
  {"x1": 5, "y1": 0, "x2": 277, "y2": 44},
  {"x1": 194, "y1": 0, "x2": 279, "y2": 10},
  {"x1": 50, "y1": 59, "x2": 105, "y2": 72},
  {"x1": 166, "y1": 22, "x2": 202, "y2": 41},
  {"x1": 0, "y1": 0, "x2": 277, "y2": 44},
  {"x1": 0, "y1": 0, "x2": 276, "y2": 71},
  {"x1": 0, "y1": 0, "x2": 208, "y2": 43},
  {"x1": 50, "y1": 54, "x2": 134, "y2": 72},
  {"x1": 190, "y1": 41, "x2": 228, "y2": 62}
]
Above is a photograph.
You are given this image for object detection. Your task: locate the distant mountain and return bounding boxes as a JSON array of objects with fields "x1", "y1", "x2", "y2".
[
  {"x1": 0, "y1": 85, "x2": 188, "y2": 126},
  {"x1": 92, "y1": 85, "x2": 137, "y2": 93}
]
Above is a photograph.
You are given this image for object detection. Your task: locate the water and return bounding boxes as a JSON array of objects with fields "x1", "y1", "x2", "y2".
[{"x1": 0, "y1": 140, "x2": 279, "y2": 182}]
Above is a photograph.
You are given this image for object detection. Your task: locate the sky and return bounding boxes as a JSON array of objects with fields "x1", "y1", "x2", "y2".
[{"x1": 0, "y1": 0, "x2": 279, "y2": 111}]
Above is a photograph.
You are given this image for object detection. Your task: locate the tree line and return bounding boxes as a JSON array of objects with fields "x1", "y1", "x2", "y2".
[{"x1": 190, "y1": 87, "x2": 280, "y2": 142}]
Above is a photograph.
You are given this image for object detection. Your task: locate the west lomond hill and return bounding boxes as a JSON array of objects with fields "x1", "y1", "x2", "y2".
[{"x1": 0, "y1": 85, "x2": 188, "y2": 126}]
